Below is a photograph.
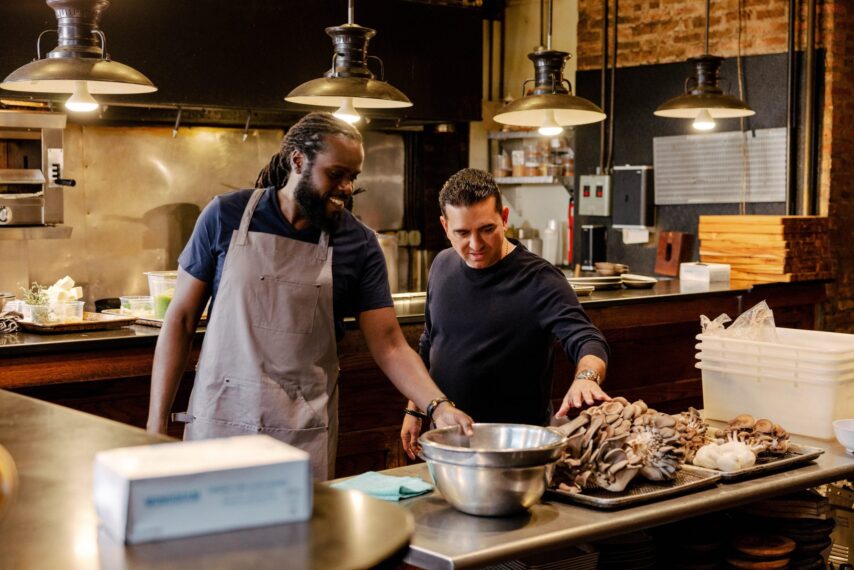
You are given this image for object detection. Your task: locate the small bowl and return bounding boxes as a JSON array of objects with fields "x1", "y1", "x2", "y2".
[{"x1": 833, "y1": 419, "x2": 854, "y2": 453}]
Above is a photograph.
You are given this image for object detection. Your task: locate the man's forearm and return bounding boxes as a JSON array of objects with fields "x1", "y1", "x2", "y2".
[
  {"x1": 374, "y1": 343, "x2": 446, "y2": 412},
  {"x1": 147, "y1": 317, "x2": 197, "y2": 433}
]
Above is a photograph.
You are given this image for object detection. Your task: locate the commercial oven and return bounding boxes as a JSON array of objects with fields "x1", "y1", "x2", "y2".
[{"x1": 0, "y1": 110, "x2": 68, "y2": 226}]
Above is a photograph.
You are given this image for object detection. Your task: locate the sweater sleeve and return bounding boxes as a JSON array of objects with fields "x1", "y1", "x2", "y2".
[{"x1": 533, "y1": 266, "x2": 610, "y2": 365}]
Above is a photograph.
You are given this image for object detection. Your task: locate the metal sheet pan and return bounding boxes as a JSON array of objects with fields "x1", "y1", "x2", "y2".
[
  {"x1": 18, "y1": 311, "x2": 136, "y2": 334},
  {"x1": 545, "y1": 465, "x2": 721, "y2": 509},
  {"x1": 700, "y1": 443, "x2": 825, "y2": 481}
]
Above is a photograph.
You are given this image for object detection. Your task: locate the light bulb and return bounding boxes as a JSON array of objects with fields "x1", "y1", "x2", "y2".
[
  {"x1": 333, "y1": 98, "x2": 361, "y2": 124},
  {"x1": 65, "y1": 81, "x2": 99, "y2": 113},
  {"x1": 692, "y1": 109, "x2": 715, "y2": 131},
  {"x1": 537, "y1": 109, "x2": 564, "y2": 136}
]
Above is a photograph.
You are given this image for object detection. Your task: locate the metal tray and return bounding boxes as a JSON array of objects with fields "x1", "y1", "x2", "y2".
[
  {"x1": 545, "y1": 465, "x2": 721, "y2": 509},
  {"x1": 701, "y1": 442, "x2": 825, "y2": 481},
  {"x1": 18, "y1": 312, "x2": 137, "y2": 334},
  {"x1": 103, "y1": 309, "x2": 207, "y2": 328}
]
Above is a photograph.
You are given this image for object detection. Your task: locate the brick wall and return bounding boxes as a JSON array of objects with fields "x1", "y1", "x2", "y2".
[{"x1": 575, "y1": 0, "x2": 854, "y2": 332}]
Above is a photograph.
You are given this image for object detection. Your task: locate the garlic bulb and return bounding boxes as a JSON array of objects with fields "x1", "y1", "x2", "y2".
[{"x1": 692, "y1": 440, "x2": 756, "y2": 471}]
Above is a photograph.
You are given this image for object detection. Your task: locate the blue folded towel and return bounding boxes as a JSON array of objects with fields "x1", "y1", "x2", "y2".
[{"x1": 330, "y1": 471, "x2": 433, "y2": 501}]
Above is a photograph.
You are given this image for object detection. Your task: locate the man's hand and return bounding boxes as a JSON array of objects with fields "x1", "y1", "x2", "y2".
[
  {"x1": 432, "y1": 402, "x2": 474, "y2": 436},
  {"x1": 401, "y1": 413, "x2": 423, "y2": 460},
  {"x1": 556, "y1": 379, "x2": 611, "y2": 417}
]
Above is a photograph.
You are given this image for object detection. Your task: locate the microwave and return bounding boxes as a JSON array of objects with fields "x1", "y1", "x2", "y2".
[{"x1": 0, "y1": 110, "x2": 68, "y2": 226}]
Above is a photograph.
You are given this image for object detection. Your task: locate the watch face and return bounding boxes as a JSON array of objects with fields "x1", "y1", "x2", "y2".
[{"x1": 575, "y1": 369, "x2": 599, "y2": 382}]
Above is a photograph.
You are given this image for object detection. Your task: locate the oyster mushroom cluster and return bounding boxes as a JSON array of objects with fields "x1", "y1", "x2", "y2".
[
  {"x1": 552, "y1": 397, "x2": 695, "y2": 494},
  {"x1": 672, "y1": 407, "x2": 708, "y2": 463},
  {"x1": 713, "y1": 414, "x2": 790, "y2": 455}
]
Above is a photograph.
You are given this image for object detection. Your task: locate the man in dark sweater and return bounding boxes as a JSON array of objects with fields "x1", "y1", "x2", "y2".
[{"x1": 401, "y1": 168, "x2": 610, "y2": 459}]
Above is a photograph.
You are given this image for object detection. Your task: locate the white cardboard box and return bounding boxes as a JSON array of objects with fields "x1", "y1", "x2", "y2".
[
  {"x1": 93, "y1": 435, "x2": 312, "y2": 544},
  {"x1": 679, "y1": 262, "x2": 731, "y2": 282}
]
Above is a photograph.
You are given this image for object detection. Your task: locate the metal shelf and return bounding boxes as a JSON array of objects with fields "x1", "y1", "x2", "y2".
[
  {"x1": 488, "y1": 130, "x2": 543, "y2": 140},
  {"x1": 495, "y1": 176, "x2": 572, "y2": 186},
  {"x1": 0, "y1": 225, "x2": 73, "y2": 240}
]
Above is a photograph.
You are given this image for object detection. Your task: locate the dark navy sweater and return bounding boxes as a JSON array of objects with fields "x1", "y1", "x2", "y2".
[{"x1": 419, "y1": 242, "x2": 609, "y2": 425}]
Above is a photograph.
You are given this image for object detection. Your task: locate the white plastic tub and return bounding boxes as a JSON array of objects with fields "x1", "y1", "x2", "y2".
[
  {"x1": 696, "y1": 349, "x2": 854, "y2": 376},
  {"x1": 698, "y1": 361, "x2": 854, "y2": 439},
  {"x1": 696, "y1": 328, "x2": 854, "y2": 364}
]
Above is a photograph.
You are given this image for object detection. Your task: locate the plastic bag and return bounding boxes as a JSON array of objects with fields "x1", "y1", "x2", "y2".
[
  {"x1": 699, "y1": 300, "x2": 778, "y2": 341},
  {"x1": 700, "y1": 313, "x2": 732, "y2": 334}
]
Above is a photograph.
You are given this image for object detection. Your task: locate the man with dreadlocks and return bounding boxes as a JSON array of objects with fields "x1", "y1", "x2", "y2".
[{"x1": 147, "y1": 112, "x2": 473, "y2": 480}]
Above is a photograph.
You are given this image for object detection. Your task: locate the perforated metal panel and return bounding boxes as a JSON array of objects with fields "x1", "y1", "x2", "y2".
[{"x1": 653, "y1": 127, "x2": 786, "y2": 205}]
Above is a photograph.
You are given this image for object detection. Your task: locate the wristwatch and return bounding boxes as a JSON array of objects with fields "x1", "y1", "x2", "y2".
[
  {"x1": 426, "y1": 397, "x2": 455, "y2": 426},
  {"x1": 574, "y1": 368, "x2": 602, "y2": 385}
]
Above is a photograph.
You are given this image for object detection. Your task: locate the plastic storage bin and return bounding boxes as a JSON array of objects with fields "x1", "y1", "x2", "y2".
[{"x1": 696, "y1": 327, "x2": 854, "y2": 440}]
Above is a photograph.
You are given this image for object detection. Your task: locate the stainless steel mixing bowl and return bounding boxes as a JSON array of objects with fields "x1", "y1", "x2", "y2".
[
  {"x1": 423, "y1": 458, "x2": 556, "y2": 516},
  {"x1": 418, "y1": 423, "x2": 566, "y2": 467},
  {"x1": 418, "y1": 424, "x2": 567, "y2": 516}
]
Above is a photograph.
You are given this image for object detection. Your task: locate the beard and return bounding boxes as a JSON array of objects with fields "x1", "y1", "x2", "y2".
[{"x1": 293, "y1": 169, "x2": 342, "y2": 233}]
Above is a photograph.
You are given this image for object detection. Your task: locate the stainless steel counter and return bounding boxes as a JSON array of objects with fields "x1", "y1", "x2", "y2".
[
  {"x1": 0, "y1": 280, "x2": 819, "y2": 354},
  {"x1": 375, "y1": 435, "x2": 854, "y2": 570},
  {"x1": 0, "y1": 390, "x2": 413, "y2": 570}
]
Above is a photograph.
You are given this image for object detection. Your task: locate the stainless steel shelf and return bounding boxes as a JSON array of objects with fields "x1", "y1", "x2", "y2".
[
  {"x1": 495, "y1": 176, "x2": 571, "y2": 186},
  {"x1": 0, "y1": 225, "x2": 72, "y2": 240}
]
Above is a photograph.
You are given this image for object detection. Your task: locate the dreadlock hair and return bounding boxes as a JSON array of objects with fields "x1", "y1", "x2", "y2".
[
  {"x1": 255, "y1": 112, "x2": 363, "y2": 189},
  {"x1": 438, "y1": 168, "x2": 503, "y2": 216}
]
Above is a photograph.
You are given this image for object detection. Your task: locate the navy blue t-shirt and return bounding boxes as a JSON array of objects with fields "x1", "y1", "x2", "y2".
[
  {"x1": 419, "y1": 242, "x2": 610, "y2": 425},
  {"x1": 178, "y1": 187, "x2": 392, "y2": 339}
]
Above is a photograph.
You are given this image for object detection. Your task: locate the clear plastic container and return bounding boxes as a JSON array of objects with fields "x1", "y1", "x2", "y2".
[
  {"x1": 145, "y1": 271, "x2": 178, "y2": 319},
  {"x1": 25, "y1": 301, "x2": 84, "y2": 324},
  {"x1": 120, "y1": 295, "x2": 154, "y2": 318}
]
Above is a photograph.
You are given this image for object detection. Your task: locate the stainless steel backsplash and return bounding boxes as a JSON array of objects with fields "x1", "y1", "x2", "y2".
[{"x1": 0, "y1": 124, "x2": 405, "y2": 306}]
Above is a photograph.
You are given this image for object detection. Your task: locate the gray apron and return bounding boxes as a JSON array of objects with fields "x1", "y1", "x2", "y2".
[{"x1": 181, "y1": 187, "x2": 339, "y2": 480}]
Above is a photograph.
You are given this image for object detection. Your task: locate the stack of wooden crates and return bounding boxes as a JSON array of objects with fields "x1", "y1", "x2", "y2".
[{"x1": 698, "y1": 215, "x2": 834, "y2": 285}]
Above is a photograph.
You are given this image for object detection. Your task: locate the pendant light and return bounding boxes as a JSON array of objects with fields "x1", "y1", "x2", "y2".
[
  {"x1": 1, "y1": 0, "x2": 156, "y2": 114},
  {"x1": 493, "y1": 0, "x2": 606, "y2": 131},
  {"x1": 654, "y1": 0, "x2": 754, "y2": 129},
  {"x1": 285, "y1": 0, "x2": 412, "y2": 124}
]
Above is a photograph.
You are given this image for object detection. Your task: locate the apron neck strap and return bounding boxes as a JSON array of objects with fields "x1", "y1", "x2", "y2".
[
  {"x1": 236, "y1": 188, "x2": 268, "y2": 246},
  {"x1": 316, "y1": 230, "x2": 330, "y2": 261}
]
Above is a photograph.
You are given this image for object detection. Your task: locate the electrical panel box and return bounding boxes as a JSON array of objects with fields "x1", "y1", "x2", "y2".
[
  {"x1": 578, "y1": 175, "x2": 611, "y2": 216},
  {"x1": 612, "y1": 165, "x2": 655, "y2": 229}
]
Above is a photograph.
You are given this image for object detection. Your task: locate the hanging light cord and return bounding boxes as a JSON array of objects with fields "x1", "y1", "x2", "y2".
[
  {"x1": 348, "y1": 0, "x2": 355, "y2": 25},
  {"x1": 606, "y1": 0, "x2": 618, "y2": 172},
  {"x1": 599, "y1": 0, "x2": 609, "y2": 171},
  {"x1": 547, "y1": 0, "x2": 553, "y2": 50},
  {"x1": 704, "y1": 0, "x2": 710, "y2": 54},
  {"x1": 737, "y1": 0, "x2": 749, "y2": 215}
]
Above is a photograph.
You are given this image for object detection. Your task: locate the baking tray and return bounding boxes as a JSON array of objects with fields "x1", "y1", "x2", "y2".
[
  {"x1": 18, "y1": 312, "x2": 137, "y2": 334},
  {"x1": 103, "y1": 309, "x2": 207, "y2": 328},
  {"x1": 545, "y1": 465, "x2": 721, "y2": 509},
  {"x1": 698, "y1": 442, "x2": 825, "y2": 481}
]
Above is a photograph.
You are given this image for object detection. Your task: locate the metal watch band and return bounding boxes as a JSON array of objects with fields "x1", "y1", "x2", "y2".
[{"x1": 574, "y1": 368, "x2": 601, "y2": 385}]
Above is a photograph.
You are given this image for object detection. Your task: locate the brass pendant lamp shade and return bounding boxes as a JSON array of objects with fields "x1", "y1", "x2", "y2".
[
  {"x1": 654, "y1": 0, "x2": 753, "y2": 125},
  {"x1": 493, "y1": 0, "x2": 605, "y2": 130},
  {"x1": 1, "y1": 0, "x2": 156, "y2": 97},
  {"x1": 493, "y1": 49, "x2": 607, "y2": 127},
  {"x1": 285, "y1": 1, "x2": 412, "y2": 117},
  {"x1": 654, "y1": 55, "x2": 755, "y2": 119}
]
